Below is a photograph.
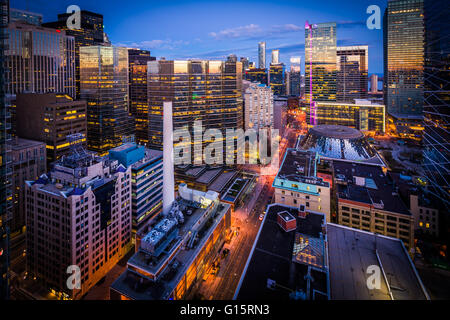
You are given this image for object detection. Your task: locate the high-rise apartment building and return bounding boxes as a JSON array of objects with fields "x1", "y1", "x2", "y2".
[
  {"x1": 337, "y1": 46, "x2": 368, "y2": 102},
  {"x1": 243, "y1": 81, "x2": 274, "y2": 131},
  {"x1": 128, "y1": 49, "x2": 155, "y2": 119},
  {"x1": 423, "y1": 0, "x2": 450, "y2": 209},
  {"x1": 11, "y1": 138, "x2": 46, "y2": 233},
  {"x1": 146, "y1": 59, "x2": 243, "y2": 162},
  {"x1": 80, "y1": 46, "x2": 131, "y2": 156},
  {"x1": 43, "y1": 11, "x2": 106, "y2": 99},
  {"x1": 15, "y1": 93, "x2": 87, "y2": 164},
  {"x1": 271, "y1": 49, "x2": 279, "y2": 65},
  {"x1": 5, "y1": 22, "x2": 76, "y2": 98},
  {"x1": 109, "y1": 143, "x2": 163, "y2": 234},
  {"x1": 240, "y1": 57, "x2": 250, "y2": 70},
  {"x1": 305, "y1": 22, "x2": 337, "y2": 103},
  {"x1": 0, "y1": 0, "x2": 11, "y2": 301},
  {"x1": 258, "y1": 42, "x2": 266, "y2": 69},
  {"x1": 383, "y1": 0, "x2": 424, "y2": 117},
  {"x1": 25, "y1": 135, "x2": 133, "y2": 299}
]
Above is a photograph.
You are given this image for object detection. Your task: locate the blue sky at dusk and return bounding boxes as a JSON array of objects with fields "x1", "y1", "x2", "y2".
[{"x1": 12, "y1": 0, "x2": 387, "y2": 75}]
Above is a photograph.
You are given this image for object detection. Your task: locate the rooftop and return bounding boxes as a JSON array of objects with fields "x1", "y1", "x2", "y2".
[
  {"x1": 111, "y1": 199, "x2": 231, "y2": 300},
  {"x1": 327, "y1": 223, "x2": 429, "y2": 300},
  {"x1": 275, "y1": 149, "x2": 329, "y2": 187},
  {"x1": 236, "y1": 204, "x2": 328, "y2": 300},
  {"x1": 11, "y1": 137, "x2": 45, "y2": 151},
  {"x1": 334, "y1": 160, "x2": 411, "y2": 215}
]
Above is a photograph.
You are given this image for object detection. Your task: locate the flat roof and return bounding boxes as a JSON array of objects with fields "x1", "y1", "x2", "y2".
[
  {"x1": 196, "y1": 167, "x2": 222, "y2": 184},
  {"x1": 209, "y1": 170, "x2": 237, "y2": 193},
  {"x1": 276, "y1": 149, "x2": 329, "y2": 187},
  {"x1": 327, "y1": 223, "x2": 429, "y2": 300},
  {"x1": 11, "y1": 137, "x2": 45, "y2": 151},
  {"x1": 236, "y1": 204, "x2": 328, "y2": 300},
  {"x1": 111, "y1": 201, "x2": 231, "y2": 300},
  {"x1": 334, "y1": 160, "x2": 411, "y2": 215}
]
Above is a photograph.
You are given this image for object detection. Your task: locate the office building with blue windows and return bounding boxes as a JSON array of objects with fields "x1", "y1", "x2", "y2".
[{"x1": 109, "y1": 143, "x2": 163, "y2": 235}]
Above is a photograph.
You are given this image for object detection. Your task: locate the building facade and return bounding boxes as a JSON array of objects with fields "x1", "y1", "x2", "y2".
[
  {"x1": 0, "y1": 0, "x2": 11, "y2": 300},
  {"x1": 25, "y1": 137, "x2": 133, "y2": 299},
  {"x1": 15, "y1": 93, "x2": 87, "y2": 164},
  {"x1": 109, "y1": 143, "x2": 163, "y2": 235},
  {"x1": 305, "y1": 22, "x2": 337, "y2": 103},
  {"x1": 423, "y1": 0, "x2": 450, "y2": 209},
  {"x1": 288, "y1": 57, "x2": 301, "y2": 96},
  {"x1": 146, "y1": 59, "x2": 243, "y2": 161},
  {"x1": 334, "y1": 161, "x2": 414, "y2": 249},
  {"x1": 337, "y1": 46, "x2": 368, "y2": 102},
  {"x1": 128, "y1": 49, "x2": 155, "y2": 119},
  {"x1": 307, "y1": 100, "x2": 385, "y2": 133},
  {"x1": 80, "y1": 46, "x2": 131, "y2": 156},
  {"x1": 5, "y1": 22, "x2": 76, "y2": 98},
  {"x1": 269, "y1": 63, "x2": 286, "y2": 96},
  {"x1": 243, "y1": 81, "x2": 274, "y2": 131},
  {"x1": 9, "y1": 8, "x2": 42, "y2": 25},
  {"x1": 244, "y1": 67, "x2": 268, "y2": 85},
  {"x1": 43, "y1": 10, "x2": 106, "y2": 98},
  {"x1": 383, "y1": 0, "x2": 424, "y2": 117},
  {"x1": 11, "y1": 138, "x2": 46, "y2": 233},
  {"x1": 273, "y1": 149, "x2": 331, "y2": 221},
  {"x1": 258, "y1": 42, "x2": 266, "y2": 69}
]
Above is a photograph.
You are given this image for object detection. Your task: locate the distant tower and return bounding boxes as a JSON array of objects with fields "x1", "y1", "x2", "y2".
[
  {"x1": 272, "y1": 50, "x2": 280, "y2": 65},
  {"x1": 258, "y1": 42, "x2": 266, "y2": 69},
  {"x1": 370, "y1": 74, "x2": 379, "y2": 93},
  {"x1": 163, "y1": 102, "x2": 175, "y2": 215}
]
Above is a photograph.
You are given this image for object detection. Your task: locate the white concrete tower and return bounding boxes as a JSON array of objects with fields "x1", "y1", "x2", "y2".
[{"x1": 163, "y1": 101, "x2": 175, "y2": 215}]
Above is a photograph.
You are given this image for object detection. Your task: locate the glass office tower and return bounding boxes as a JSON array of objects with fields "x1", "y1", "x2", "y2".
[
  {"x1": 337, "y1": 46, "x2": 369, "y2": 102},
  {"x1": 0, "y1": 0, "x2": 11, "y2": 301},
  {"x1": 305, "y1": 22, "x2": 337, "y2": 103},
  {"x1": 128, "y1": 49, "x2": 155, "y2": 121},
  {"x1": 269, "y1": 63, "x2": 286, "y2": 96},
  {"x1": 289, "y1": 57, "x2": 301, "y2": 96},
  {"x1": 383, "y1": 0, "x2": 424, "y2": 117},
  {"x1": 423, "y1": 0, "x2": 450, "y2": 209},
  {"x1": 146, "y1": 60, "x2": 243, "y2": 162},
  {"x1": 80, "y1": 46, "x2": 131, "y2": 155},
  {"x1": 5, "y1": 22, "x2": 76, "y2": 98},
  {"x1": 245, "y1": 67, "x2": 268, "y2": 85},
  {"x1": 43, "y1": 11, "x2": 105, "y2": 98},
  {"x1": 258, "y1": 42, "x2": 266, "y2": 69}
]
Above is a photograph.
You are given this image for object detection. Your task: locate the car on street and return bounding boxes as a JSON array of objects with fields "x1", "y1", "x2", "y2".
[{"x1": 259, "y1": 214, "x2": 264, "y2": 221}]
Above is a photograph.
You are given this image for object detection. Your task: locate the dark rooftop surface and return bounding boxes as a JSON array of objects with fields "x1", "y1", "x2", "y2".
[
  {"x1": 327, "y1": 224, "x2": 430, "y2": 300},
  {"x1": 276, "y1": 149, "x2": 329, "y2": 187},
  {"x1": 334, "y1": 160, "x2": 411, "y2": 216},
  {"x1": 310, "y1": 125, "x2": 363, "y2": 140},
  {"x1": 236, "y1": 204, "x2": 328, "y2": 300}
]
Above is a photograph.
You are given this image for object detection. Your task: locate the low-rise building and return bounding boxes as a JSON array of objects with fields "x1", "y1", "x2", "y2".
[
  {"x1": 334, "y1": 161, "x2": 414, "y2": 249},
  {"x1": 110, "y1": 184, "x2": 232, "y2": 300},
  {"x1": 273, "y1": 149, "x2": 331, "y2": 221}
]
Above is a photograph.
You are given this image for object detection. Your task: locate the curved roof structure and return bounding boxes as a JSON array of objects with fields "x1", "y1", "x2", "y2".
[{"x1": 299, "y1": 125, "x2": 383, "y2": 165}]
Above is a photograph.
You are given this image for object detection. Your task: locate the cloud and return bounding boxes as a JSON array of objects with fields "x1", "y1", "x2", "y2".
[
  {"x1": 209, "y1": 24, "x2": 263, "y2": 40},
  {"x1": 208, "y1": 23, "x2": 303, "y2": 40},
  {"x1": 114, "y1": 39, "x2": 189, "y2": 50}
]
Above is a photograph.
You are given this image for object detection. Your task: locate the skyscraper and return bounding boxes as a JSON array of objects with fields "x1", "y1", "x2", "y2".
[
  {"x1": 271, "y1": 49, "x2": 280, "y2": 65},
  {"x1": 243, "y1": 81, "x2": 274, "y2": 131},
  {"x1": 245, "y1": 67, "x2": 268, "y2": 85},
  {"x1": 43, "y1": 11, "x2": 106, "y2": 98},
  {"x1": 305, "y1": 22, "x2": 337, "y2": 104},
  {"x1": 80, "y1": 46, "x2": 131, "y2": 156},
  {"x1": 128, "y1": 49, "x2": 155, "y2": 119},
  {"x1": 5, "y1": 22, "x2": 76, "y2": 98},
  {"x1": 423, "y1": 0, "x2": 450, "y2": 209},
  {"x1": 337, "y1": 46, "x2": 368, "y2": 102},
  {"x1": 258, "y1": 42, "x2": 266, "y2": 69},
  {"x1": 0, "y1": 0, "x2": 11, "y2": 301},
  {"x1": 383, "y1": 0, "x2": 424, "y2": 117},
  {"x1": 370, "y1": 74, "x2": 379, "y2": 93},
  {"x1": 146, "y1": 60, "x2": 243, "y2": 162},
  {"x1": 269, "y1": 63, "x2": 286, "y2": 96},
  {"x1": 289, "y1": 57, "x2": 301, "y2": 96},
  {"x1": 9, "y1": 8, "x2": 42, "y2": 25}
]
